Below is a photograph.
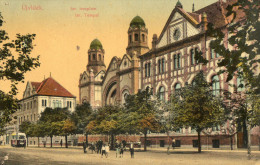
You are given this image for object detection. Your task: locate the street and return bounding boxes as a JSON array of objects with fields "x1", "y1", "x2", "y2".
[{"x1": 0, "y1": 146, "x2": 260, "y2": 165}]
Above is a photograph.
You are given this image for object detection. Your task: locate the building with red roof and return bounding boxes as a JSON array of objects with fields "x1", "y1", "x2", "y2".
[{"x1": 16, "y1": 76, "x2": 76, "y2": 125}]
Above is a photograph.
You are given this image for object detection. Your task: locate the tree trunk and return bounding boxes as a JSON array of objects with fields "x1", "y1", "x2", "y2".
[
  {"x1": 38, "y1": 137, "x2": 40, "y2": 147},
  {"x1": 167, "y1": 131, "x2": 170, "y2": 155},
  {"x1": 85, "y1": 133, "x2": 88, "y2": 147},
  {"x1": 230, "y1": 135, "x2": 233, "y2": 150},
  {"x1": 198, "y1": 130, "x2": 201, "y2": 153},
  {"x1": 110, "y1": 134, "x2": 115, "y2": 150},
  {"x1": 27, "y1": 136, "x2": 29, "y2": 147},
  {"x1": 65, "y1": 135, "x2": 68, "y2": 148},
  {"x1": 247, "y1": 124, "x2": 251, "y2": 160},
  {"x1": 259, "y1": 135, "x2": 260, "y2": 151},
  {"x1": 50, "y1": 136, "x2": 53, "y2": 148},
  {"x1": 144, "y1": 132, "x2": 147, "y2": 151}
]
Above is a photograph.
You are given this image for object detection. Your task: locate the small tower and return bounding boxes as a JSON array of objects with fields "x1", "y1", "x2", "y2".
[
  {"x1": 87, "y1": 39, "x2": 106, "y2": 75},
  {"x1": 126, "y1": 16, "x2": 149, "y2": 57}
]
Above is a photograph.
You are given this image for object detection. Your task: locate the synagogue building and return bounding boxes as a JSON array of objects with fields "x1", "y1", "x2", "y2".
[{"x1": 79, "y1": 0, "x2": 259, "y2": 149}]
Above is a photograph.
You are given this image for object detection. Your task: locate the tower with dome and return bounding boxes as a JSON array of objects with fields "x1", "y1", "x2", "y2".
[{"x1": 79, "y1": 16, "x2": 148, "y2": 107}]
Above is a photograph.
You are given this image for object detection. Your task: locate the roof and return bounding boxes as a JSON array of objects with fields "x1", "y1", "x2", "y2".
[
  {"x1": 31, "y1": 77, "x2": 75, "y2": 97},
  {"x1": 90, "y1": 39, "x2": 103, "y2": 50},
  {"x1": 130, "y1": 16, "x2": 146, "y2": 28},
  {"x1": 31, "y1": 82, "x2": 41, "y2": 90},
  {"x1": 194, "y1": 1, "x2": 227, "y2": 28}
]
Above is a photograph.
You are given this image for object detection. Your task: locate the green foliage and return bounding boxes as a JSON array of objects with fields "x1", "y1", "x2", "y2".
[
  {"x1": 0, "y1": 12, "x2": 40, "y2": 131},
  {"x1": 206, "y1": 0, "x2": 259, "y2": 93},
  {"x1": 123, "y1": 87, "x2": 162, "y2": 135},
  {"x1": 38, "y1": 107, "x2": 71, "y2": 137},
  {"x1": 86, "y1": 105, "x2": 123, "y2": 135},
  {"x1": 19, "y1": 120, "x2": 33, "y2": 137},
  {"x1": 71, "y1": 102, "x2": 92, "y2": 134},
  {"x1": 0, "y1": 91, "x2": 18, "y2": 134},
  {"x1": 31, "y1": 122, "x2": 46, "y2": 138},
  {"x1": 39, "y1": 107, "x2": 70, "y2": 123},
  {"x1": 170, "y1": 72, "x2": 228, "y2": 131},
  {"x1": 169, "y1": 72, "x2": 229, "y2": 152}
]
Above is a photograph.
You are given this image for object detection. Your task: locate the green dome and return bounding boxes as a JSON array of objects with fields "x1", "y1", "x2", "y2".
[
  {"x1": 176, "y1": 0, "x2": 183, "y2": 8},
  {"x1": 90, "y1": 39, "x2": 103, "y2": 50},
  {"x1": 130, "y1": 16, "x2": 145, "y2": 28}
]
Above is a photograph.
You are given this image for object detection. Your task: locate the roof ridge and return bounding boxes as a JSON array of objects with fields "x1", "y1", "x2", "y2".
[{"x1": 36, "y1": 78, "x2": 47, "y2": 93}]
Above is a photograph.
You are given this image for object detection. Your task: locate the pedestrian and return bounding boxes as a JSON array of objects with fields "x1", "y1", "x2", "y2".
[
  {"x1": 83, "y1": 141, "x2": 87, "y2": 154},
  {"x1": 105, "y1": 145, "x2": 109, "y2": 158},
  {"x1": 101, "y1": 145, "x2": 106, "y2": 158},
  {"x1": 172, "y1": 138, "x2": 176, "y2": 150},
  {"x1": 130, "y1": 143, "x2": 134, "y2": 158},
  {"x1": 24, "y1": 140, "x2": 26, "y2": 149},
  {"x1": 120, "y1": 145, "x2": 124, "y2": 158},
  {"x1": 60, "y1": 139, "x2": 63, "y2": 148},
  {"x1": 116, "y1": 143, "x2": 120, "y2": 158}
]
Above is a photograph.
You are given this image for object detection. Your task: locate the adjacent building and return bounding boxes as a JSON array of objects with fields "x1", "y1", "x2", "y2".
[
  {"x1": 3, "y1": 77, "x2": 76, "y2": 145},
  {"x1": 79, "y1": 0, "x2": 259, "y2": 149}
]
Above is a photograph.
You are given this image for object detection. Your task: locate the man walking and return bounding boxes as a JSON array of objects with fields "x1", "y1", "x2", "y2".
[
  {"x1": 83, "y1": 141, "x2": 87, "y2": 154},
  {"x1": 130, "y1": 143, "x2": 134, "y2": 158},
  {"x1": 60, "y1": 139, "x2": 63, "y2": 148}
]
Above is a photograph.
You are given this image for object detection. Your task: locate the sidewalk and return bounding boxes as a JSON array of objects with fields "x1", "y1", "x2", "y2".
[
  {"x1": 145, "y1": 147, "x2": 260, "y2": 153},
  {"x1": 2, "y1": 144, "x2": 259, "y2": 154}
]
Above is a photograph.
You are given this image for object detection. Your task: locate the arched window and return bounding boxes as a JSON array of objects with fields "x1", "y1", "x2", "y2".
[
  {"x1": 142, "y1": 34, "x2": 145, "y2": 42},
  {"x1": 148, "y1": 63, "x2": 151, "y2": 77},
  {"x1": 158, "y1": 59, "x2": 161, "y2": 74},
  {"x1": 212, "y1": 75, "x2": 220, "y2": 96},
  {"x1": 158, "y1": 86, "x2": 165, "y2": 101},
  {"x1": 99, "y1": 54, "x2": 101, "y2": 61},
  {"x1": 237, "y1": 76, "x2": 245, "y2": 92},
  {"x1": 93, "y1": 54, "x2": 96, "y2": 60},
  {"x1": 89, "y1": 55, "x2": 91, "y2": 61},
  {"x1": 162, "y1": 58, "x2": 165, "y2": 72},
  {"x1": 134, "y1": 33, "x2": 138, "y2": 41},
  {"x1": 190, "y1": 49, "x2": 194, "y2": 65},
  {"x1": 145, "y1": 63, "x2": 148, "y2": 77},
  {"x1": 175, "y1": 83, "x2": 181, "y2": 93},
  {"x1": 195, "y1": 48, "x2": 198, "y2": 63},
  {"x1": 216, "y1": 52, "x2": 220, "y2": 58},
  {"x1": 129, "y1": 35, "x2": 132, "y2": 43},
  {"x1": 192, "y1": 80, "x2": 196, "y2": 86},
  {"x1": 177, "y1": 53, "x2": 181, "y2": 68},
  {"x1": 210, "y1": 47, "x2": 214, "y2": 59},
  {"x1": 174, "y1": 54, "x2": 177, "y2": 69}
]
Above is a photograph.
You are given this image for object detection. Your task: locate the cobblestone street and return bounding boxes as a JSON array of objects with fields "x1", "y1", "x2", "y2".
[{"x1": 1, "y1": 146, "x2": 260, "y2": 165}]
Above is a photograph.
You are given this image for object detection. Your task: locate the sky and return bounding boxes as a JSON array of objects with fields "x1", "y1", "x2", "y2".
[{"x1": 0, "y1": 0, "x2": 218, "y2": 102}]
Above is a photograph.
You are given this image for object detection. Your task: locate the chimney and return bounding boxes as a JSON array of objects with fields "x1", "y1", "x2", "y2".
[{"x1": 192, "y1": 3, "x2": 195, "y2": 12}]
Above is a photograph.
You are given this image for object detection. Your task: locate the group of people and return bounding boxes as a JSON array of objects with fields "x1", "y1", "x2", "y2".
[{"x1": 82, "y1": 140, "x2": 135, "y2": 158}]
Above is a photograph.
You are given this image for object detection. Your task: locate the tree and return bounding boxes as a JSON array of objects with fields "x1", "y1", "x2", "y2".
[
  {"x1": 123, "y1": 87, "x2": 162, "y2": 151},
  {"x1": 62, "y1": 119, "x2": 76, "y2": 148},
  {"x1": 31, "y1": 121, "x2": 47, "y2": 147},
  {"x1": 229, "y1": 91, "x2": 260, "y2": 156},
  {"x1": 71, "y1": 102, "x2": 92, "y2": 146},
  {"x1": 195, "y1": 0, "x2": 259, "y2": 158},
  {"x1": 198, "y1": 0, "x2": 259, "y2": 94},
  {"x1": 19, "y1": 121, "x2": 33, "y2": 147},
  {"x1": 169, "y1": 72, "x2": 229, "y2": 153},
  {"x1": 39, "y1": 107, "x2": 71, "y2": 147},
  {"x1": 0, "y1": 12, "x2": 40, "y2": 132},
  {"x1": 86, "y1": 105, "x2": 123, "y2": 149}
]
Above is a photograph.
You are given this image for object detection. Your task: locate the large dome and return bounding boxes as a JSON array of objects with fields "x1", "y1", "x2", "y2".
[
  {"x1": 90, "y1": 39, "x2": 103, "y2": 50},
  {"x1": 130, "y1": 16, "x2": 145, "y2": 28}
]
